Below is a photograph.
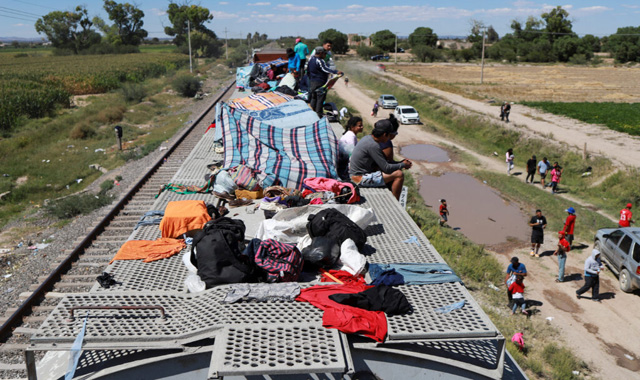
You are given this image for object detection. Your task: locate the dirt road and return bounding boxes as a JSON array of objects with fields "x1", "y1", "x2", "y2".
[{"x1": 333, "y1": 73, "x2": 640, "y2": 379}]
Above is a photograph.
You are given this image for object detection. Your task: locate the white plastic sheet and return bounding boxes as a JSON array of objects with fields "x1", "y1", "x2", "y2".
[{"x1": 338, "y1": 239, "x2": 366, "y2": 275}]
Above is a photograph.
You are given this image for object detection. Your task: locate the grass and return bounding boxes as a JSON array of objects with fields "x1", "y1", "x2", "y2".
[
  {"x1": 0, "y1": 59, "x2": 233, "y2": 228},
  {"x1": 522, "y1": 102, "x2": 640, "y2": 136},
  {"x1": 340, "y1": 65, "x2": 639, "y2": 218}
]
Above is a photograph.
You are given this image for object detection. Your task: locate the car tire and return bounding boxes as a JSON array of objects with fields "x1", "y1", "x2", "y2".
[{"x1": 620, "y1": 268, "x2": 633, "y2": 293}]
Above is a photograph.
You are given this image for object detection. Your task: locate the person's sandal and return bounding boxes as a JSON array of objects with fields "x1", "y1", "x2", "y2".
[
  {"x1": 229, "y1": 198, "x2": 253, "y2": 208},
  {"x1": 214, "y1": 191, "x2": 236, "y2": 201}
]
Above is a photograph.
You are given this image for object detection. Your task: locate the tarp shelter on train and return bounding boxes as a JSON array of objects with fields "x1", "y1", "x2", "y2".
[{"x1": 216, "y1": 100, "x2": 338, "y2": 190}]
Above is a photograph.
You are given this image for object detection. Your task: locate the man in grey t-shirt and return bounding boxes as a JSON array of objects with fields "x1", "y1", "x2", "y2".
[{"x1": 349, "y1": 119, "x2": 412, "y2": 200}]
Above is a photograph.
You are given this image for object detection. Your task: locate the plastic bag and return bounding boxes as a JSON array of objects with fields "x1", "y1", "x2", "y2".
[
  {"x1": 301, "y1": 236, "x2": 340, "y2": 269},
  {"x1": 185, "y1": 273, "x2": 206, "y2": 293},
  {"x1": 338, "y1": 239, "x2": 366, "y2": 275},
  {"x1": 213, "y1": 170, "x2": 237, "y2": 194}
]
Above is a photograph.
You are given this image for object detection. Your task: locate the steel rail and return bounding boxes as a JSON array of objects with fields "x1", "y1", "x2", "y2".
[{"x1": 0, "y1": 79, "x2": 236, "y2": 342}]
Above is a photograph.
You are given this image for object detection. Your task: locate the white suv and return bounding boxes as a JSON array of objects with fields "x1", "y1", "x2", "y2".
[{"x1": 394, "y1": 105, "x2": 420, "y2": 124}]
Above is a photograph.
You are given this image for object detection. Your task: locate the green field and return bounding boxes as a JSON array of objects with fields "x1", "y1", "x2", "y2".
[
  {"x1": 522, "y1": 101, "x2": 640, "y2": 136},
  {"x1": 0, "y1": 52, "x2": 188, "y2": 131}
]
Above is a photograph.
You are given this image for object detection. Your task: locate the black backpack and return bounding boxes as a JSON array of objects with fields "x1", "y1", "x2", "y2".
[
  {"x1": 191, "y1": 217, "x2": 256, "y2": 288},
  {"x1": 306, "y1": 208, "x2": 367, "y2": 250}
]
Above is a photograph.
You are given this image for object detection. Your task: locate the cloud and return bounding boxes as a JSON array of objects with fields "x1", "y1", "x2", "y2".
[
  {"x1": 149, "y1": 8, "x2": 166, "y2": 16},
  {"x1": 219, "y1": 1, "x2": 229, "y2": 4},
  {"x1": 278, "y1": 3, "x2": 318, "y2": 12},
  {"x1": 346, "y1": 5, "x2": 363, "y2": 9},
  {"x1": 248, "y1": 2, "x2": 270, "y2": 5},
  {"x1": 577, "y1": 6, "x2": 611, "y2": 12},
  {"x1": 512, "y1": 0, "x2": 534, "y2": 6},
  {"x1": 621, "y1": 4, "x2": 640, "y2": 8},
  {"x1": 12, "y1": 23, "x2": 25, "y2": 27},
  {"x1": 211, "y1": 11, "x2": 239, "y2": 19}
]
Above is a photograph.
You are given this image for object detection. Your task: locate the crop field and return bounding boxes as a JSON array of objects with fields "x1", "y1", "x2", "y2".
[
  {"x1": 0, "y1": 53, "x2": 188, "y2": 131},
  {"x1": 392, "y1": 63, "x2": 640, "y2": 103}
]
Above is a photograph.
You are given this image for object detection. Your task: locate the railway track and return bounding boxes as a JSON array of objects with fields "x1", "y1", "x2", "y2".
[{"x1": 0, "y1": 79, "x2": 236, "y2": 379}]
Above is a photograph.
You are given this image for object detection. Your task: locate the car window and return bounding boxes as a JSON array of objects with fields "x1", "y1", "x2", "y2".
[
  {"x1": 619, "y1": 235, "x2": 632, "y2": 255},
  {"x1": 397, "y1": 109, "x2": 402, "y2": 114},
  {"x1": 607, "y1": 230, "x2": 624, "y2": 245},
  {"x1": 633, "y1": 243, "x2": 640, "y2": 262},
  {"x1": 405, "y1": 108, "x2": 417, "y2": 114}
]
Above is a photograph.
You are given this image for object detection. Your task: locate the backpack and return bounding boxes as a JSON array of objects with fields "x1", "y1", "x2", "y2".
[
  {"x1": 306, "y1": 208, "x2": 367, "y2": 250},
  {"x1": 191, "y1": 217, "x2": 256, "y2": 288},
  {"x1": 254, "y1": 239, "x2": 303, "y2": 283}
]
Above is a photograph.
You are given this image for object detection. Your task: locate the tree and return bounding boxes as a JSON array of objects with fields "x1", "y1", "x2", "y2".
[
  {"x1": 165, "y1": 3, "x2": 214, "y2": 46},
  {"x1": 408, "y1": 27, "x2": 438, "y2": 48},
  {"x1": 370, "y1": 29, "x2": 396, "y2": 52},
  {"x1": 318, "y1": 28, "x2": 349, "y2": 54},
  {"x1": 552, "y1": 36, "x2": 579, "y2": 62},
  {"x1": 541, "y1": 6, "x2": 573, "y2": 43},
  {"x1": 487, "y1": 26, "x2": 499, "y2": 43},
  {"x1": 260, "y1": 33, "x2": 268, "y2": 41},
  {"x1": 581, "y1": 34, "x2": 600, "y2": 53},
  {"x1": 606, "y1": 26, "x2": 640, "y2": 63},
  {"x1": 411, "y1": 45, "x2": 440, "y2": 62},
  {"x1": 103, "y1": 0, "x2": 147, "y2": 46},
  {"x1": 35, "y1": 6, "x2": 101, "y2": 53},
  {"x1": 468, "y1": 20, "x2": 484, "y2": 44}
]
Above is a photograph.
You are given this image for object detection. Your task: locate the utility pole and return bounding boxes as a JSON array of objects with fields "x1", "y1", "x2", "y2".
[
  {"x1": 394, "y1": 33, "x2": 398, "y2": 65},
  {"x1": 480, "y1": 27, "x2": 486, "y2": 84},
  {"x1": 224, "y1": 27, "x2": 228, "y2": 60},
  {"x1": 187, "y1": 19, "x2": 193, "y2": 73}
]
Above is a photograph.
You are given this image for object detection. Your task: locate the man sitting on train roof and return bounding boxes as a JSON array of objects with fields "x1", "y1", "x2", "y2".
[{"x1": 349, "y1": 119, "x2": 412, "y2": 200}]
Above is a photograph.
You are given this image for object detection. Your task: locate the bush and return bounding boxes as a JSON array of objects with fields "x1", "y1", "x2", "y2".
[
  {"x1": 568, "y1": 53, "x2": 588, "y2": 65},
  {"x1": 356, "y1": 45, "x2": 382, "y2": 59},
  {"x1": 46, "y1": 192, "x2": 112, "y2": 219},
  {"x1": 70, "y1": 122, "x2": 96, "y2": 139},
  {"x1": 412, "y1": 45, "x2": 441, "y2": 62},
  {"x1": 172, "y1": 75, "x2": 201, "y2": 97},
  {"x1": 96, "y1": 105, "x2": 126, "y2": 123},
  {"x1": 121, "y1": 83, "x2": 147, "y2": 103},
  {"x1": 100, "y1": 180, "x2": 114, "y2": 193}
]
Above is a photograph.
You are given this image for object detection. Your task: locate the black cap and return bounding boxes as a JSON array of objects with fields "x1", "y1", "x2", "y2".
[
  {"x1": 511, "y1": 256, "x2": 519, "y2": 263},
  {"x1": 373, "y1": 119, "x2": 394, "y2": 134}
]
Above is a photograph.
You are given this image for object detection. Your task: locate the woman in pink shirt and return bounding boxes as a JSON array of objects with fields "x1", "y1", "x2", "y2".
[{"x1": 550, "y1": 162, "x2": 562, "y2": 194}]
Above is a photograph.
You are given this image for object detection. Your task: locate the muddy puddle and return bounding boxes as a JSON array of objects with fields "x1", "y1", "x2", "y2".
[
  {"x1": 605, "y1": 343, "x2": 640, "y2": 371},
  {"x1": 401, "y1": 144, "x2": 450, "y2": 162},
  {"x1": 418, "y1": 172, "x2": 530, "y2": 245}
]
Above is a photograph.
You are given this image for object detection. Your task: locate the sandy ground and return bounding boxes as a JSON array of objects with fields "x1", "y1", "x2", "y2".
[
  {"x1": 379, "y1": 63, "x2": 640, "y2": 170},
  {"x1": 333, "y1": 73, "x2": 640, "y2": 379}
]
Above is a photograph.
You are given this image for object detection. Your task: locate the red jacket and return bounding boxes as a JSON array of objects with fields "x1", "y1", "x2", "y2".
[{"x1": 563, "y1": 214, "x2": 576, "y2": 234}]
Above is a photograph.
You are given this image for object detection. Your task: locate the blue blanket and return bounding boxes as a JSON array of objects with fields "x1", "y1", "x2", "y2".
[
  {"x1": 369, "y1": 263, "x2": 462, "y2": 285},
  {"x1": 236, "y1": 66, "x2": 252, "y2": 89},
  {"x1": 237, "y1": 100, "x2": 319, "y2": 129},
  {"x1": 218, "y1": 103, "x2": 338, "y2": 189}
]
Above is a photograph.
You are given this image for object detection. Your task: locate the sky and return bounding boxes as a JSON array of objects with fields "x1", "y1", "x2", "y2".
[{"x1": 1, "y1": 0, "x2": 639, "y2": 40}]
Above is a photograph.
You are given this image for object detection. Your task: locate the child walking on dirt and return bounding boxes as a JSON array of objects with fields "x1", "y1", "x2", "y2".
[
  {"x1": 506, "y1": 148, "x2": 514, "y2": 175},
  {"x1": 439, "y1": 199, "x2": 449, "y2": 227},
  {"x1": 372, "y1": 101, "x2": 379, "y2": 117},
  {"x1": 508, "y1": 275, "x2": 528, "y2": 315}
]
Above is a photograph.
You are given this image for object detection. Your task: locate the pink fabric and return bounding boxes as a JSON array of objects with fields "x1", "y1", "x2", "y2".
[
  {"x1": 310, "y1": 198, "x2": 323, "y2": 205},
  {"x1": 303, "y1": 177, "x2": 359, "y2": 204},
  {"x1": 511, "y1": 332, "x2": 524, "y2": 350},
  {"x1": 551, "y1": 168, "x2": 561, "y2": 182}
]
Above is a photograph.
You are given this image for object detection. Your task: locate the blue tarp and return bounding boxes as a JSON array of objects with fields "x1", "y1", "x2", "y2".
[{"x1": 236, "y1": 66, "x2": 252, "y2": 89}]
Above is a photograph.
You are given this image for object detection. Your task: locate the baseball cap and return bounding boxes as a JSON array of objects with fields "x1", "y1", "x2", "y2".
[
  {"x1": 565, "y1": 207, "x2": 575, "y2": 214},
  {"x1": 314, "y1": 46, "x2": 325, "y2": 54},
  {"x1": 295, "y1": 38, "x2": 301, "y2": 43},
  {"x1": 627, "y1": 203, "x2": 633, "y2": 208},
  {"x1": 510, "y1": 256, "x2": 519, "y2": 263},
  {"x1": 373, "y1": 119, "x2": 394, "y2": 134},
  {"x1": 558, "y1": 231, "x2": 566, "y2": 235}
]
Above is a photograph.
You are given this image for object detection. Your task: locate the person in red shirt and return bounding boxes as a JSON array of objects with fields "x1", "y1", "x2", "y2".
[
  {"x1": 554, "y1": 231, "x2": 571, "y2": 282},
  {"x1": 508, "y1": 275, "x2": 527, "y2": 315},
  {"x1": 619, "y1": 203, "x2": 634, "y2": 227},
  {"x1": 439, "y1": 199, "x2": 449, "y2": 227},
  {"x1": 562, "y1": 207, "x2": 576, "y2": 247}
]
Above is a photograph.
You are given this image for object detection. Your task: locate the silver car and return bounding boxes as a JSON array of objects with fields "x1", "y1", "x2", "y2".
[
  {"x1": 594, "y1": 227, "x2": 640, "y2": 292},
  {"x1": 378, "y1": 94, "x2": 398, "y2": 109}
]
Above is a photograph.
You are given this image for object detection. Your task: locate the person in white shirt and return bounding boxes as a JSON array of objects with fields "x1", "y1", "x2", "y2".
[{"x1": 337, "y1": 116, "x2": 363, "y2": 179}]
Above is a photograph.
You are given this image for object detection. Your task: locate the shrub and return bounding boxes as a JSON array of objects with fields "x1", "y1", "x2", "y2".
[
  {"x1": 96, "y1": 105, "x2": 126, "y2": 124},
  {"x1": 70, "y1": 122, "x2": 96, "y2": 139},
  {"x1": 172, "y1": 75, "x2": 201, "y2": 97},
  {"x1": 121, "y1": 83, "x2": 147, "y2": 103},
  {"x1": 356, "y1": 45, "x2": 382, "y2": 59},
  {"x1": 100, "y1": 180, "x2": 114, "y2": 193},
  {"x1": 568, "y1": 53, "x2": 588, "y2": 65},
  {"x1": 46, "y1": 192, "x2": 112, "y2": 219}
]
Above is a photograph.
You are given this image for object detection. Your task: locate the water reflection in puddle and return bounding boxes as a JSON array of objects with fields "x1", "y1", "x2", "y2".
[
  {"x1": 419, "y1": 172, "x2": 530, "y2": 245},
  {"x1": 401, "y1": 144, "x2": 450, "y2": 162}
]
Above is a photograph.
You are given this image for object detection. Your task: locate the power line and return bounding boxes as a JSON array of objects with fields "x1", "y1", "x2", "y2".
[
  {"x1": 0, "y1": 6, "x2": 42, "y2": 18},
  {"x1": 8, "y1": 0, "x2": 55, "y2": 11},
  {"x1": 0, "y1": 13, "x2": 37, "y2": 23}
]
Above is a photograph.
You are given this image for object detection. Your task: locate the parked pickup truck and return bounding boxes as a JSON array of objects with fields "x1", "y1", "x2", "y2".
[{"x1": 594, "y1": 227, "x2": 640, "y2": 292}]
